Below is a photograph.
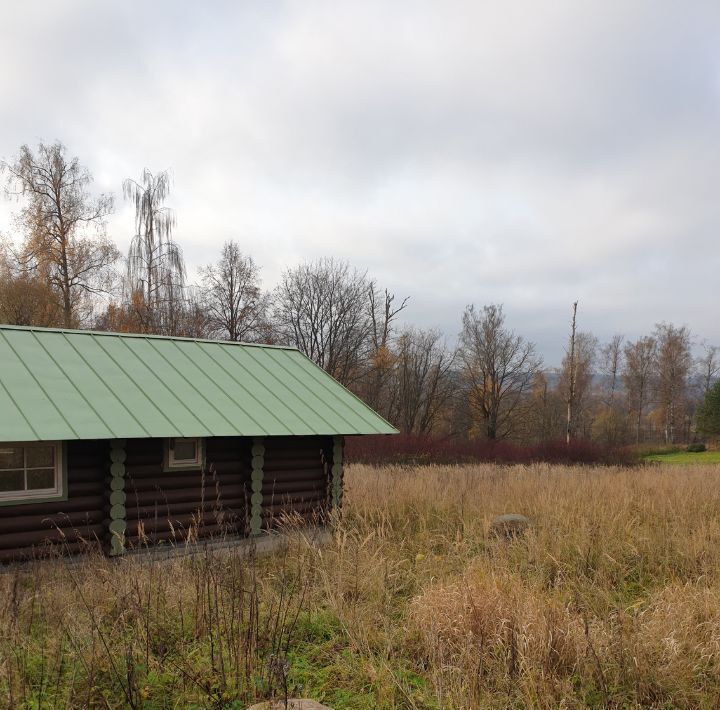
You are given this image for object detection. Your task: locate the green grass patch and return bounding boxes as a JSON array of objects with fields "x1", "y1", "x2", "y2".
[{"x1": 644, "y1": 450, "x2": 720, "y2": 464}]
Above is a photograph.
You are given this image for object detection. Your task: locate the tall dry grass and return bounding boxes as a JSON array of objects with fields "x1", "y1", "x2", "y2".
[
  {"x1": 3, "y1": 463, "x2": 720, "y2": 708},
  {"x1": 341, "y1": 463, "x2": 720, "y2": 708}
]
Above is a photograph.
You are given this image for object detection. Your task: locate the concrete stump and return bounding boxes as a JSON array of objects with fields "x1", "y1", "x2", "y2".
[
  {"x1": 247, "y1": 700, "x2": 332, "y2": 710},
  {"x1": 490, "y1": 513, "x2": 531, "y2": 539}
]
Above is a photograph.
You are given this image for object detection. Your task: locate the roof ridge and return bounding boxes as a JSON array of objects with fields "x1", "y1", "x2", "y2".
[{"x1": 0, "y1": 323, "x2": 298, "y2": 351}]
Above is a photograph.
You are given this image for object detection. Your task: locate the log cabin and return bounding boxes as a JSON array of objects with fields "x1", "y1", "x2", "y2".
[{"x1": 0, "y1": 325, "x2": 396, "y2": 562}]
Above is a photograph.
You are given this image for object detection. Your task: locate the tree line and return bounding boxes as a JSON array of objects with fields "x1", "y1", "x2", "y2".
[{"x1": 1, "y1": 141, "x2": 718, "y2": 445}]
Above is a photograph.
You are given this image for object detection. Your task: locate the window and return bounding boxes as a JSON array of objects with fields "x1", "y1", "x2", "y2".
[
  {"x1": 165, "y1": 438, "x2": 204, "y2": 470},
  {"x1": 0, "y1": 442, "x2": 65, "y2": 504}
]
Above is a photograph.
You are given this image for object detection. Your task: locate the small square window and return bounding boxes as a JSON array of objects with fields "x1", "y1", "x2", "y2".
[{"x1": 165, "y1": 438, "x2": 204, "y2": 470}]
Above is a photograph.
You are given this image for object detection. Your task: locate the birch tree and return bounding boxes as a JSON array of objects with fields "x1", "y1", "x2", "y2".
[
  {"x1": 458, "y1": 304, "x2": 541, "y2": 440},
  {"x1": 123, "y1": 168, "x2": 185, "y2": 334},
  {"x1": 654, "y1": 323, "x2": 692, "y2": 444},
  {"x1": 698, "y1": 344, "x2": 719, "y2": 397},
  {"x1": 2, "y1": 142, "x2": 117, "y2": 327},
  {"x1": 560, "y1": 330, "x2": 598, "y2": 441},
  {"x1": 199, "y1": 241, "x2": 267, "y2": 341},
  {"x1": 623, "y1": 336, "x2": 657, "y2": 444},
  {"x1": 596, "y1": 334, "x2": 627, "y2": 444}
]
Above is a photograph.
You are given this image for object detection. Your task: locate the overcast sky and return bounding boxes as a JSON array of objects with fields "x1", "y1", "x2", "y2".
[{"x1": 1, "y1": 1, "x2": 719, "y2": 363}]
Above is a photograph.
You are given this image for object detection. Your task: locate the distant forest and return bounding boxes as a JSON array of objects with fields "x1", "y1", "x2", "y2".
[{"x1": 1, "y1": 142, "x2": 717, "y2": 446}]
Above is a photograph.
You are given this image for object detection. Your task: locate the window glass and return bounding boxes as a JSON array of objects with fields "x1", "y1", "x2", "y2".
[
  {"x1": 0, "y1": 443, "x2": 61, "y2": 500},
  {"x1": 0, "y1": 470, "x2": 24, "y2": 492},
  {"x1": 0, "y1": 447, "x2": 23, "y2": 469},
  {"x1": 27, "y1": 469, "x2": 55, "y2": 490},
  {"x1": 26, "y1": 445, "x2": 54, "y2": 468},
  {"x1": 173, "y1": 439, "x2": 198, "y2": 462}
]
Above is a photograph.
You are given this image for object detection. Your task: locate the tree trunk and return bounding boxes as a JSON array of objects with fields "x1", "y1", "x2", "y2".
[{"x1": 566, "y1": 301, "x2": 578, "y2": 445}]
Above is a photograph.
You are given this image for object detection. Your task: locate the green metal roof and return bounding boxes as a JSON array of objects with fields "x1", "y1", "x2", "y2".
[{"x1": 0, "y1": 325, "x2": 397, "y2": 442}]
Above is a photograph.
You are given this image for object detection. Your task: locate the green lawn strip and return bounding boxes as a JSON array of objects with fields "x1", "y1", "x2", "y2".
[{"x1": 644, "y1": 451, "x2": 720, "y2": 464}]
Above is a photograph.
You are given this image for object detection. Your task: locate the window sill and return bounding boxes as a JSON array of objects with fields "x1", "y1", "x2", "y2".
[{"x1": 0, "y1": 490, "x2": 68, "y2": 507}]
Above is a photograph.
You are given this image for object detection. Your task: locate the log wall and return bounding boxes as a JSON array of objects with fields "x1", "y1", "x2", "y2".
[
  {"x1": 261, "y1": 436, "x2": 332, "y2": 527},
  {"x1": 0, "y1": 435, "x2": 338, "y2": 562},
  {"x1": 0, "y1": 440, "x2": 106, "y2": 563},
  {"x1": 123, "y1": 437, "x2": 251, "y2": 548}
]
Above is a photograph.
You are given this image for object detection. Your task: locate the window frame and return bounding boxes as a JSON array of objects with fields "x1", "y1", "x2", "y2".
[
  {"x1": 0, "y1": 441, "x2": 67, "y2": 507},
  {"x1": 164, "y1": 437, "x2": 205, "y2": 472}
]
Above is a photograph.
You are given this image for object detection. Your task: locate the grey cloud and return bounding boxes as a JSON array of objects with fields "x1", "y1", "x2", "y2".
[{"x1": 1, "y1": 0, "x2": 719, "y2": 364}]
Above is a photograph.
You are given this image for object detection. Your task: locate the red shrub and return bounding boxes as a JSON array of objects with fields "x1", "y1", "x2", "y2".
[{"x1": 344, "y1": 433, "x2": 635, "y2": 466}]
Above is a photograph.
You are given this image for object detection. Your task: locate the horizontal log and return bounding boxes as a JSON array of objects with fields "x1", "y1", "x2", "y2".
[
  {"x1": 262, "y1": 456, "x2": 324, "y2": 469},
  {"x1": 263, "y1": 464, "x2": 326, "y2": 475},
  {"x1": 0, "y1": 540, "x2": 102, "y2": 564},
  {"x1": 125, "y1": 475, "x2": 205, "y2": 491},
  {"x1": 264, "y1": 439, "x2": 323, "y2": 451},
  {"x1": 261, "y1": 480, "x2": 326, "y2": 495},
  {"x1": 124, "y1": 465, "x2": 247, "y2": 483},
  {"x1": 126, "y1": 439, "x2": 163, "y2": 454},
  {"x1": 263, "y1": 470, "x2": 327, "y2": 484},
  {"x1": 261, "y1": 501, "x2": 326, "y2": 517},
  {"x1": 126, "y1": 498, "x2": 245, "y2": 519},
  {"x1": 125, "y1": 515, "x2": 242, "y2": 538},
  {"x1": 205, "y1": 462, "x2": 251, "y2": 476},
  {"x1": 67, "y1": 481, "x2": 106, "y2": 496},
  {"x1": 124, "y1": 487, "x2": 244, "y2": 507},
  {"x1": 0, "y1": 509, "x2": 105, "y2": 535},
  {"x1": 0, "y1": 524, "x2": 105, "y2": 550},
  {"x1": 2, "y1": 495, "x2": 106, "y2": 517},
  {"x1": 125, "y1": 478, "x2": 249, "y2": 495},
  {"x1": 271, "y1": 450, "x2": 326, "y2": 459},
  {"x1": 205, "y1": 446, "x2": 251, "y2": 459},
  {"x1": 67, "y1": 468, "x2": 105, "y2": 483},
  {"x1": 66, "y1": 449, "x2": 106, "y2": 466},
  {"x1": 125, "y1": 522, "x2": 242, "y2": 547},
  {"x1": 122, "y1": 484, "x2": 247, "y2": 507},
  {"x1": 125, "y1": 464, "x2": 168, "y2": 478},
  {"x1": 261, "y1": 491, "x2": 325, "y2": 506},
  {"x1": 125, "y1": 458, "x2": 163, "y2": 469}
]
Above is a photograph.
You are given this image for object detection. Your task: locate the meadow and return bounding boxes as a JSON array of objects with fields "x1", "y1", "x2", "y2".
[
  {"x1": 3, "y1": 462, "x2": 720, "y2": 708},
  {"x1": 643, "y1": 450, "x2": 720, "y2": 464}
]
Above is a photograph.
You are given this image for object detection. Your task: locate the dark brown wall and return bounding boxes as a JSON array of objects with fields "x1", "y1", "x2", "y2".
[
  {"x1": 123, "y1": 437, "x2": 251, "y2": 547},
  {"x1": 0, "y1": 440, "x2": 106, "y2": 563},
  {"x1": 261, "y1": 436, "x2": 332, "y2": 527},
  {"x1": 0, "y1": 435, "x2": 336, "y2": 562}
]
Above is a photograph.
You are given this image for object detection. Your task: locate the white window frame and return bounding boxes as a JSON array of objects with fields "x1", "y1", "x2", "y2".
[
  {"x1": 164, "y1": 437, "x2": 205, "y2": 471},
  {"x1": 0, "y1": 441, "x2": 67, "y2": 506}
]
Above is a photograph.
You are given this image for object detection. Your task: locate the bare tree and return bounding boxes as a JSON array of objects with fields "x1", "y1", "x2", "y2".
[
  {"x1": 390, "y1": 327, "x2": 455, "y2": 434},
  {"x1": 273, "y1": 258, "x2": 371, "y2": 385},
  {"x1": 560, "y1": 330, "x2": 598, "y2": 441},
  {"x1": 2, "y1": 141, "x2": 117, "y2": 327},
  {"x1": 698, "y1": 344, "x2": 719, "y2": 397},
  {"x1": 599, "y1": 335, "x2": 624, "y2": 407},
  {"x1": 525, "y1": 371, "x2": 566, "y2": 442},
  {"x1": 364, "y1": 286, "x2": 409, "y2": 414},
  {"x1": 565, "y1": 301, "x2": 578, "y2": 444},
  {"x1": 458, "y1": 304, "x2": 542, "y2": 440},
  {"x1": 654, "y1": 323, "x2": 693, "y2": 444},
  {"x1": 596, "y1": 334, "x2": 627, "y2": 444},
  {"x1": 623, "y1": 336, "x2": 657, "y2": 444},
  {"x1": 199, "y1": 241, "x2": 267, "y2": 342},
  {"x1": 123, "y1": 168, "x2": 185, "y2": 333}
]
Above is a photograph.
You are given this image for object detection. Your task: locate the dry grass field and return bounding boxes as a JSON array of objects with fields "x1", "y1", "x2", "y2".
[{"x1": 3, "y1": 462, "x2": 720, "y2": 708}]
